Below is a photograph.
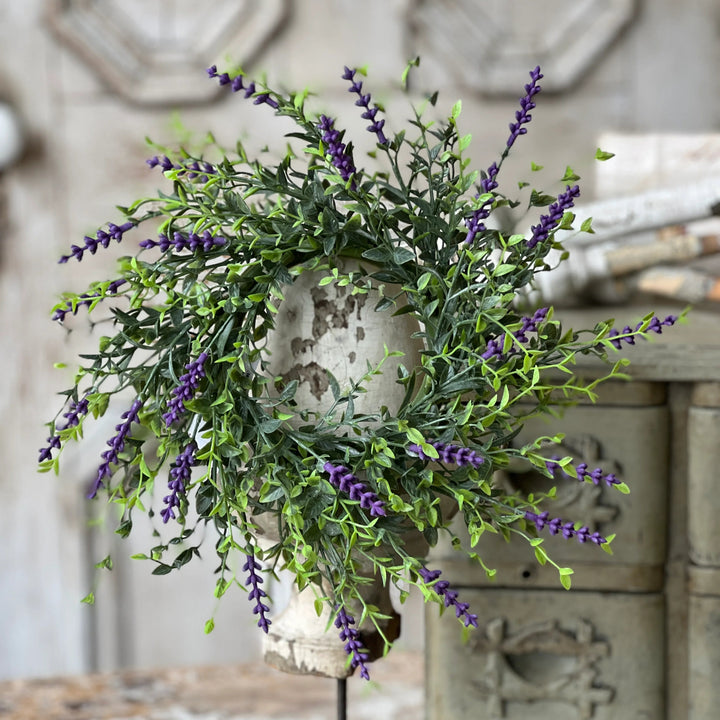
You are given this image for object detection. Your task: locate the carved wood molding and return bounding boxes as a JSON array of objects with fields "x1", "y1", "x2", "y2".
[
  {"x1": 470, "y1": 617, "x2": 614, "y2": 719},
  {"x1": 45, "y1": 0, "x2": 289, "y2": 106},
  {"x1": 408, "y1": 0, "x2": 638, "y2": 94}
]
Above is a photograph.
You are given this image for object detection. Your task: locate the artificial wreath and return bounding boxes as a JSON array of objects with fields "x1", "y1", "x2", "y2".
[{"x1": 39, "y1": 59, "x2": 680, "y2": 679}]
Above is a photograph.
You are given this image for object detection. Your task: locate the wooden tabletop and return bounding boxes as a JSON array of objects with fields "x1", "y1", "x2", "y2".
[{"x1": 0, "y1": 651, "x2": 424, "y2": 720}]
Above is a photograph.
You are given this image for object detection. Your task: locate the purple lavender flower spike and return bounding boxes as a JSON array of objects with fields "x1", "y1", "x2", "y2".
[
  {"x1": 243, "y1": 550, "x2": 272, "y2": 633},
  {"x1": 163, "y1": 352, "x2": 209, "y2": 427},
  {"x1": 408, "y1": 441, "x2": 484, "y2": 469},
  {"x1": 464, "y1": 163, "x2": 501, "y2": 244},
  {"x1": 207, "y1": 66, "x2": 278, "y2": 109},
  {"x1": 253, "y1": 93, "x2": 279, "y2": 109},
  {"x1": 464, "y1": 203, "x2": 491, "y2": 245},
  {"x1": 146, "y1": 155, "x2": 178, "y2": 172},
  {"x1": 38, "y1": 435, "x2": 61, "y2": 462},
  {"x1": 323, "y1": 461, "x2": 386, "y2": 517},
  {"x1": 147, "y1": 155, "x2": 217, "y2": 182},
  {"x1": 466, "y1": 64, "x2": 542, "y2": 244},
  {"x1": 59, "y1": 221, "x2": 135, "y2": 263},
  {"x1": 418, "y1": 567, "x2": 478, "y2": 628},
  {"x1": 87, "y1": 398, "x2": 143, "y2": 499},
  {"x1": 160, "y1": 444, "x2": 197, "y2": 523},
  {"x1": 335, "y1": 606, "x2": 370, "y2": 680},
  {"x1": 607, "y1": 314, "x2": 678, "y2": 349},
  {"x1": 524, "y1": 510, "x2": 606, "y2": 546},
  {"x1": 481, "y1": 308, "x2": 549, "y2": 360},
  {"x1": 481, "y1": 162, "x2": 499, "y2": 194},
  {"x1": 481, "y1": 337, "x2": 503, "y2": 360},
  {"x1": 318, "y1": 115, "x2": 358, "y2": 188},
  {"x1": 52, "y1": 279, "x2": 127, "y2": 322},
  {"x1": 546, "y1": 457, "x2": 621, "y2": 488},
  {"x1": 38, "y1": 395, "x2": 91, "y2": 461},
  {"x1": 574, "y1": 462, "x2": 622, "y2": 488},
  {"x1": 507, "y1": 66, "x2": 543, "y2": 149},
  {"x1": 343, "y1": 67, "x2": 388, "y2": 145},
  {"x1": 527, "y1": 184, "x2": 581, "y2": 249},
  {"x1": 513, "y1": 307, "x2": 549, "y2": 343},
  {"x1": 140, "y1": 231, "x2": 225, "y2": 253}
]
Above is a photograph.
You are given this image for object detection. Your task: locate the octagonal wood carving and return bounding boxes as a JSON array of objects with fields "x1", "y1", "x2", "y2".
[
  {"x1": 408, "y1": 0, "x2": 637, "y2": 94},
  {"x1": 45, "y1": 0, "x2": 289, "y2": 106}
]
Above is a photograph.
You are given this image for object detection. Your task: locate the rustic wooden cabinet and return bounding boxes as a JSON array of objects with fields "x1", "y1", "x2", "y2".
[{"x1": 426, "y1": 305, "x2": 720, "y2": 720}]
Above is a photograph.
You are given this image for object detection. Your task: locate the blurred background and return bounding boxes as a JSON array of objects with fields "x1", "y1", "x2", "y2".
[{"x1": 2, "y1": 0, "x2": 720, "y2": 687}]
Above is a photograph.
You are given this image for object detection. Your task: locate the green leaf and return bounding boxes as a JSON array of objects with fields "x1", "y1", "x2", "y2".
[
  {"x1": 374, "y1": 296, "x2": 395, "y2": 312},
  {"x1": 392, "y1": 247, "x2": 415, "y2": 265},
  {"x1": 173, "y1": 548, "x2": 195, "y2": 569},
  {"x1": 214, "y1": 579, "x2": 231, "y2": 599},
  {"x1": 419, "y1": 441, "x2": 439, "y2": 459},
  {"x1": 260, "y1": 418, "x2": 282, "y2": 433},
  {"x1": 562, "y1": 166, "x2": 580, "y2": 183},
  {"x1": 401, "y1": 57, "x2": 420, "y2": 89},
  {"x1": 417, "y1": 272, "x2": 432, "y2": 291},
  {"x1": 459, "y1": 134, "x2": 472, "y2": 152},
  {"x1": 81, "y1": 592, "x2": 95, "y2": 605},
  {"x1": 580, "y1": 216, "x2": 594, "y2": 233},
  {"x1": 451, "y1": 100, "x2": 462, "y2": 120},
  {"x1": 314, "y1": 597, "x2": 324, "y2": 617},
  {"x1": 595, "y1": 148, "x2": 615, "y2": 161},
  {"x1": 293, "y1": 87, "x2": 309, "y2": 110},
  {"x1": 560, "y1": 573, "x2": 572, "y2": 590},
  {"x1": 529, "y1": 190, "x2": 555, "y2": 207},
  {"x1": 531, "y1": 162, "x2": 543, "y2": 171},
  {"x1": 94, "y1": 555, "x2": 113, "y2": 571},
  {"x1": 204, "y1": 618, "x2": 215, "y2": 634},
  {"x1": 259, "y1": 485, "x2": 286, "y2": 503},
  {"x1": 494, "y1": 264, "x2": 515, "y2": 277},
  {"x1": 361, "y1": 247, "x2": 391, "y2": 263}
]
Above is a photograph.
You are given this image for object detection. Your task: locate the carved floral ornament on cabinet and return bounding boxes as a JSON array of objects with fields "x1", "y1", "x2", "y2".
[
  {"x1": 408, "y1": 0, "x2": 637, "y2": 94},
  {"x1": 471, "y1": 617, "x2": 613, "y2": 720},
  {"x1": 44, "y1": 0, "x2": 289, "y2": 106}
]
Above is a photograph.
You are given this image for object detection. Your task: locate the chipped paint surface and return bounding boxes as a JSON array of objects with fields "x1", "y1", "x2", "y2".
[
  {"x1": 280, "y1": 361, "x2": 330, "y2": 402},
  {"x1": 264, "y1": 263, "x2": 423, "y2": 421}
]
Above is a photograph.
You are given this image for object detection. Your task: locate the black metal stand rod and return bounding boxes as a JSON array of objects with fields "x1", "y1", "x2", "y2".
[{"x1": 337, "y1": 678, "x2": 347, "y2": 720}]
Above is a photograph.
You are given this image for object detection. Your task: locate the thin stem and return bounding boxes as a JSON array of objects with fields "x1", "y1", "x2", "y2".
[{"x1": 337, "y1": 678, "x2": 347, "y2": 720}]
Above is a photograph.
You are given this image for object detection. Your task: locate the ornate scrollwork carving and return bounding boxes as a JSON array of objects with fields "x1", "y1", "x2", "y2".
[
  {"x1": 470, "y1": 617, "x2": 614, "y2": 718},
  {"x1": 46, "y1": 0, "x2": 289, "y2": 106},
  {"x1": 407, "y1": 0, "x2": 637, "y2": 94}
]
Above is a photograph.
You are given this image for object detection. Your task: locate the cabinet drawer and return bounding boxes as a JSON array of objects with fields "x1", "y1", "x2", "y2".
[{"x1": 426, "y1": 588, "x2": 665, "y2": 720}]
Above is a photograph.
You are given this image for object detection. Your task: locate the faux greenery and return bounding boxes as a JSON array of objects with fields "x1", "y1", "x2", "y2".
[{"x1": 40, "y1": 59, "x2": 681, "y2": 678}]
